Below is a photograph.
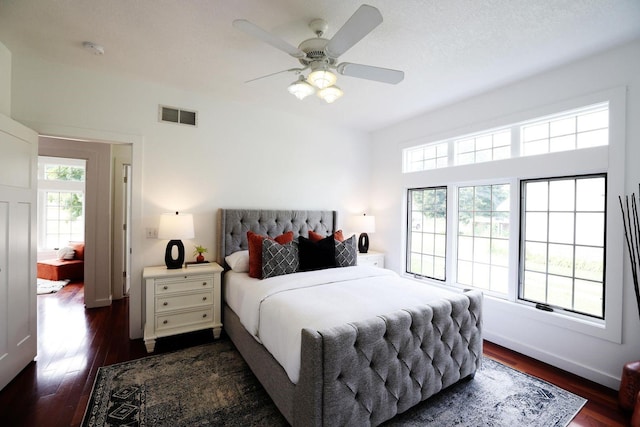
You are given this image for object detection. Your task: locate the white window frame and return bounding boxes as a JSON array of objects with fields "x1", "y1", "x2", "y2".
[{"x1": 400, "y1": 87, "x2": 625, "y2": 343}]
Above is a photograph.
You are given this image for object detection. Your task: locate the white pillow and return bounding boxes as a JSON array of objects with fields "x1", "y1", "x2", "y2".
[
  {"x1": 57, "y1": 246, "x2": 75, "y2": 260},
  {"x1": 225, "y1": 250, "x2": 249, "y2": 272}
]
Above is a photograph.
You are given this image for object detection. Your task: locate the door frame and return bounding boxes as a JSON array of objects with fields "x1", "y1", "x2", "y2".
[
  {"x1": 112, "y1": 146, "x2": 133, "y2": 300},
  {"x1": 23, "y1": 121, "x2": 145, "y2": 339}
]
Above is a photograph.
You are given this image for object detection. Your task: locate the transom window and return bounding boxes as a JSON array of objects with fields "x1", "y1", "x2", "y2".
[
  {"x1": 521, "y1": 105, "x2": 608, "y2": 156},
  {"x1": 402, "y1": 102, "x2": 608, "y2": 173},
  {"x1": 456, "y1": 130, "x2": 511, "y2": 165},
  {"x1": 405, "y1": 142, "x2": 448, "y2": 172}
]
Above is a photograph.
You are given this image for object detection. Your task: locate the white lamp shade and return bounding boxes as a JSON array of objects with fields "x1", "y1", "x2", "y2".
[
  {"x1": 317, "y1": 85, "x2": 343, "y2": 103},
  {"x1": 352, "y1": 214, "x2": 376, "y2": 233},
  {"x1": 307, "y1": 69, "x2": 337, "y2": 89},
  {"x1": 287, "y1": 77, "x2": 315, "y2": 100},
  {"x1": 158, "y1": 212, "x2": 195, "y2": 240}
]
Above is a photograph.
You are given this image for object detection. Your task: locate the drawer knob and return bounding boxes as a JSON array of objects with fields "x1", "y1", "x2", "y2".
[
  {"x1": 202, "y1": 297, "x2": 207, "y2": 301},
  {"x1": 202, "y1": 313, "x2": 207, "y2": 318},
  {"x1": 163, "y1": 320, "x2": 168, "y2": 324},
  {"x1": 163, "y1": 302, "x2": 168, "y2": 306},
  {"x1": 163, "y1": 285, "x2": 168, "y2": 290},
  {"x1": 202, "y1": 282, "x2": 207, "y2": 286}
]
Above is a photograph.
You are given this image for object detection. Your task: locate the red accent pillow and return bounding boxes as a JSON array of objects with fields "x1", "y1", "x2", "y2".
[
  {"x1": 308, "y1": 229, "x2": 344, "y2": 243},
  {"x1": 247, "y1": 230, "x2": 294, "y2": 278}
]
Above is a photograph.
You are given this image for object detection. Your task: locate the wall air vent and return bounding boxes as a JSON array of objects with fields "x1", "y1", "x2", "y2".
[{"x1": 159, "y1": 105, "x2": 197, "y2": 127}]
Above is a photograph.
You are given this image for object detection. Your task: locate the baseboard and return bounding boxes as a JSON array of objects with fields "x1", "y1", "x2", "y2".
[
  {"x1": 85, "y1": 297, "x2": 112, "y2": 309},
  {"x1": 484, "y1": 330, "x2": 621, "y2": 390}
]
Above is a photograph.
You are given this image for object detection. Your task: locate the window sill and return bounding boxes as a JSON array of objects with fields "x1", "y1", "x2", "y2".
[{"x1": 402, "y1": 273, "x2": 621, "y2": 344}]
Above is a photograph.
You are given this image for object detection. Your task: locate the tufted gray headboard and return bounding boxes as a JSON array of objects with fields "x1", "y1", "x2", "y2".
[{"x1": 217, "y1": 209, "x2": 337, "y2": 267}]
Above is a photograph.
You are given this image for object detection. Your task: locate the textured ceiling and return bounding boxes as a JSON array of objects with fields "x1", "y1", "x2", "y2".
[{"x1": 1, "y1": 0, "x2": 639, "y2": 132}]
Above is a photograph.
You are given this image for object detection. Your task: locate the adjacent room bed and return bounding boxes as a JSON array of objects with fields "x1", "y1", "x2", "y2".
[{"x1": 217, "y1": 209, "x2": 483, "y2": 426}]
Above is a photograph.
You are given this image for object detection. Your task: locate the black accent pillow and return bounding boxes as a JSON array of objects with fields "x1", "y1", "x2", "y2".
[{"x1": 298, "y1": 235, "x2": 336, "y2": 271}]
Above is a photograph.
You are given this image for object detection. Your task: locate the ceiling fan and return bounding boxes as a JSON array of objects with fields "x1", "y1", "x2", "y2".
[{"x1": 233, "y1": 4, "x2": 404, "y2": 103}]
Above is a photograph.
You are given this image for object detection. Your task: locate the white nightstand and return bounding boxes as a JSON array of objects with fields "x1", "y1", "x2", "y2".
[
  {"x1": 143, "y1": 263, "x2": 223, "y2": 353},
  {"x1": 357, "y1": 250, "x2": 385, "y2": 268}
]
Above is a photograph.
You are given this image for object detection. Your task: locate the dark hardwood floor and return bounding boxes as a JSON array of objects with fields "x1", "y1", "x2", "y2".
[{"x1": 0, "y1": 282, "x2": 631, "y2": 426}]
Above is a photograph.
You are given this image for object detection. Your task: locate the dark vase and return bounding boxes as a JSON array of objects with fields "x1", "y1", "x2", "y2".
[{"x1": 196, "y1": 254, "x2": 205, "y2": 263}]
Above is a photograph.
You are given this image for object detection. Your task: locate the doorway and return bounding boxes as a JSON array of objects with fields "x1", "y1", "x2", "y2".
[
  {"x1": 35, "y1": 156, "x2": 86, "y2": 291},
  {"x1": 38, "y1": 136, "x2": 133, "y2": 307}
]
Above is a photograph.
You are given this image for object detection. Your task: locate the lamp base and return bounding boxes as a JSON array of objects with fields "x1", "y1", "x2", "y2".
[
  {"x1": 165, "y1": 239, "x2": 185, "y2": 269},
  {"x1": 358, "y1": 233, "x2": 369, "y2": 253}
]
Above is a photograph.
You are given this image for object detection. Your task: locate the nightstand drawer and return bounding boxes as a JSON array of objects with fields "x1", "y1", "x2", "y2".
[
  {"x1": 155, "y1": 276, "x2": 213, "y2": 294},
  {"x1": 156, "y1": 290, "x2": 214, "y2": 313},
  {"x1": 156, "y1": 307, "x2": 214, "y2": 331}
]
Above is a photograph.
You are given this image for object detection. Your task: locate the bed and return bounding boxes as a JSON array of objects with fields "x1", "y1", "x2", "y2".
[{"x1": 217, "y1": 209, "x2": 483, "y2": 426}]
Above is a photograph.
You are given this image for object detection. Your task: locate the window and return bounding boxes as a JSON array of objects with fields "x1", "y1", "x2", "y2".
[
  {"x1": 456, "y1": 130, "x2": 511, "y2": 165},
  {"x1": 520, "y1": 175, "x2": 606, "y2": 318},
  {"x1": 407, "y1": 187, "x2": 447, "y2": 280},
  {"x1": 521, "y1": 104, "x2": 608, "y2": 156},
  {"x1": 405, "y1": 142, "x2": 448, "y2": 172},
  {"x1": 38, "y1": 157, "x2": 86, "y2": 250},
  {"x1": 402, "y1": 91, "x2": 623, "y2": 335},
  {"x1": 457, "y1": 184, "x2": 510, "y2": 294},
  {"x1": 402, "y1": 103, "x2": 608, "y2": 174}
]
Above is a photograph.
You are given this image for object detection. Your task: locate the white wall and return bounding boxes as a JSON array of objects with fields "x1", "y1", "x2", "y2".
[
  {"x1": 370, "y1": 39, "x2": 640, "y2": 389},
  {"x1": 0, "y1": 41, "x2": 10, "y2": 116},
  {"x1": 8, "y1": 54, "x2": 371, "y2": 339}
]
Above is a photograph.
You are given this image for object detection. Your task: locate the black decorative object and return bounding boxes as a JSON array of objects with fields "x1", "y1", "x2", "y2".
[
  {"x1": 358, "y1": 233, "x2": 369, "y2": 253},
  {"x1": 619, "y1": 186, "x2": 640, "y2": 322},
  {"x1": 165, "y1": 239, "x2": 185, "y2": 269}
]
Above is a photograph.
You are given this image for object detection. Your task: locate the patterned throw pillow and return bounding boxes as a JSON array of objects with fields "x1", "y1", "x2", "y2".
[
  {"x1": 335, "y1": 235, "x2": 357, "y2": 267},
  {"x1": 262, "y1": 239, "x2": 299, "y2": 279}
]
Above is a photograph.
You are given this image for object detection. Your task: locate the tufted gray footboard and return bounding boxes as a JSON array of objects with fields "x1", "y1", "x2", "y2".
[{"x1": 294, "y1": 289, "x2": 483, "y2": 426}]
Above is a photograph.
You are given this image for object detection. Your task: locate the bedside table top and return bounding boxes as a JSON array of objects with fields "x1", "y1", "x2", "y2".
[
  {"x1": 358, "y1": 250, "x2": 383, "y2": 256},
  {"x1": 143, "y1": 262, "x2": 223, "y2": 278}
]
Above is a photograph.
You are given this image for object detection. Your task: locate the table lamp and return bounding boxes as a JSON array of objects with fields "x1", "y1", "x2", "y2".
[
  {"x1": 158, "y1": 211, "x2": 195, "y2": 269},
  {"x1": 352, "y1": 214, "x2": 375, "y2": 253}
]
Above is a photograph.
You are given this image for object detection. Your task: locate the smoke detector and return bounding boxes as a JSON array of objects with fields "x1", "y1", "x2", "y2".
[{"x1": 83, "y1": 41, "x2": 104, "y2": 55}]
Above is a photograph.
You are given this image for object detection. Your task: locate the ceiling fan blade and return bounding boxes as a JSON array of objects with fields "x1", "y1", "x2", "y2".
[
  {"x1": 243, "y1": 68, "x2": 305, "y2": 83},
  {"x1": 336, "y1": 62, "x2": 404, "y2": 84},
  {"x1": 233, "y1": 19, "x2": 306, "y2": 59},
  {"x1": 324, "y1": 4, "x2": 383, "y2": 58}
]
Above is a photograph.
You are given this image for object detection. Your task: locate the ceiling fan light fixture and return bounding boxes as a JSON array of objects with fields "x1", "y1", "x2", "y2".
[
  {"x1": 317, "y1": 85, "x2": 343, "y2": 103},
  {"x1": 287, "y1": 76, "x2": 316, "y2": 100},
  {"x1": 307, "y1": 68, "x2": 337, "y2": 89}
]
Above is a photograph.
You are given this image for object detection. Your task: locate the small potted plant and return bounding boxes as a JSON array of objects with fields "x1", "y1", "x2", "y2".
[{"x1": 193, "y1": 245, "x2": 208, "y2": 263}]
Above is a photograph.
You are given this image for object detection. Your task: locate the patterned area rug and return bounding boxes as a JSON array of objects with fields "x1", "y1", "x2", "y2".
[
  {"x1": 36, "y1": 278, "x2": 70, "y2": 294},
  {"x1": 82, "y1": 339, "x2": 586, "y2": 427}
]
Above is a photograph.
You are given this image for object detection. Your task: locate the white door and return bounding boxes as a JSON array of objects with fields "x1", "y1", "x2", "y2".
[{"x1": 0, "y1": 113, "x2": 38, "y2": 390}]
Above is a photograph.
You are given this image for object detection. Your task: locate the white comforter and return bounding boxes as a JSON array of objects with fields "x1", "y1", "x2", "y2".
[{"x1": 224, "y1": 266, "x2": 459, "y2": 384}]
